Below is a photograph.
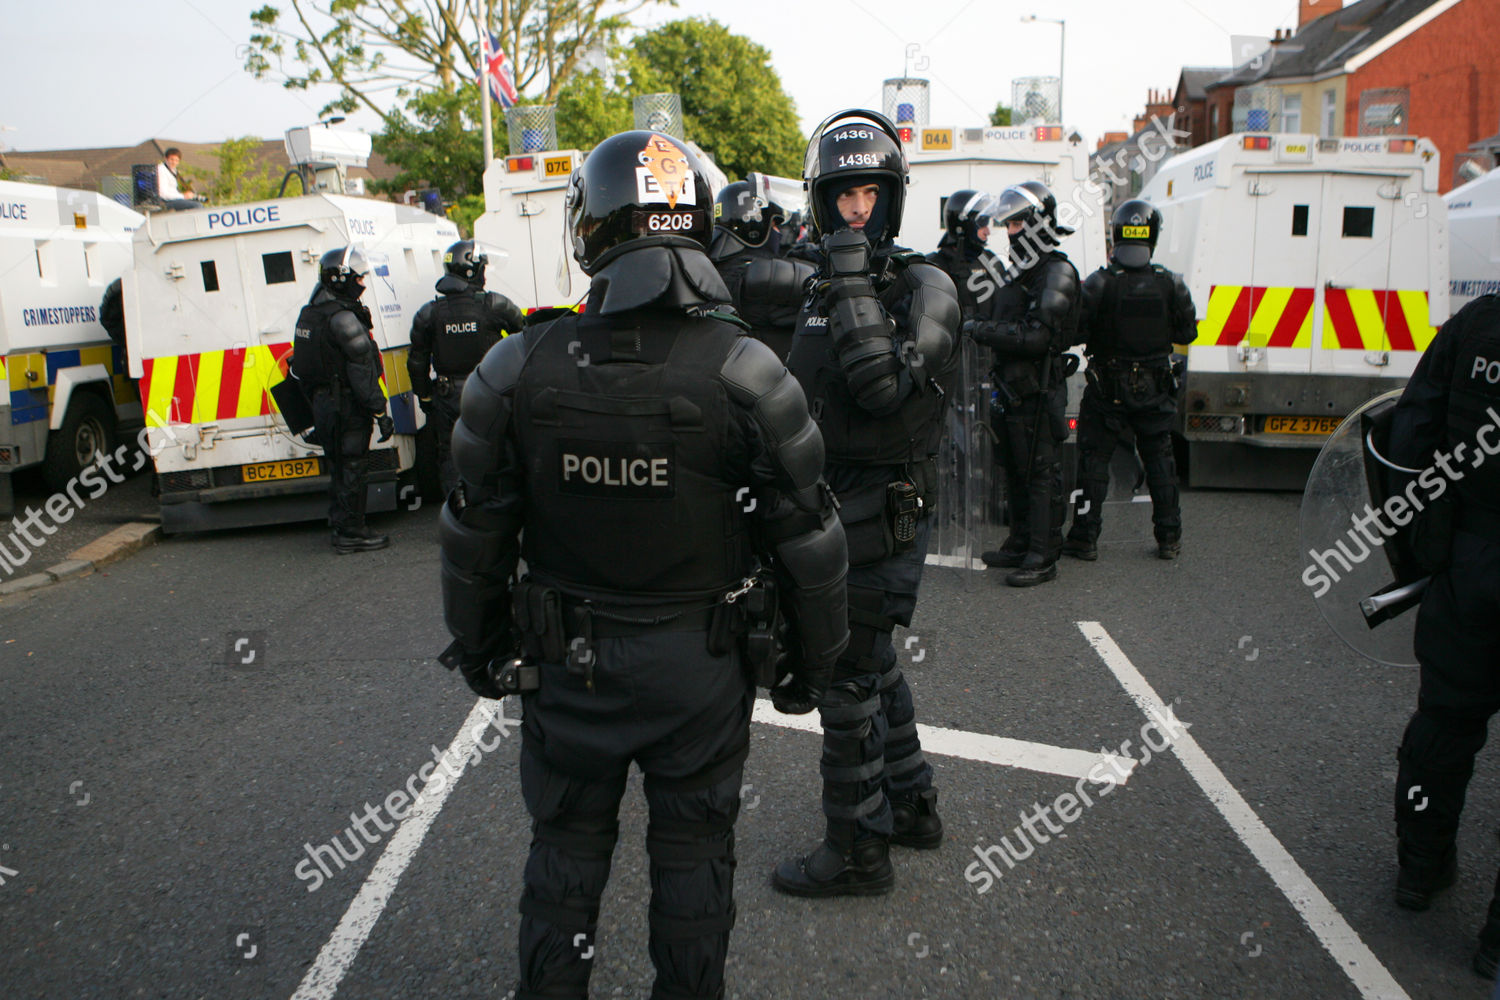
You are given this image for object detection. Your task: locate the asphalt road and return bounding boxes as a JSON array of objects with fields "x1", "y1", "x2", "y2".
[{"x1": 1, "y1": 483, "x2": 1497, "y2": 1000}]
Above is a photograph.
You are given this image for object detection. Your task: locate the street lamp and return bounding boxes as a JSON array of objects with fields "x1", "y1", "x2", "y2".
[{"x1": 1020, "y1": 15, "x2": 1066, "y2": 124}]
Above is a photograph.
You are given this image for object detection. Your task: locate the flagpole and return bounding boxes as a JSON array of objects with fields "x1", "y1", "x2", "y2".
[{"x1": 478, "y1": 0, "x2": 494, "y2": 169}]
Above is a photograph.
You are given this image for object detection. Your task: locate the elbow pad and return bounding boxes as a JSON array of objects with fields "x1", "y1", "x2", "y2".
[
  {"x1": 439, "y1": 496, "x2": 518, "y2": 655},
  {"x1": 743, "y1": 257, "x2": 814, "y2": 307}
]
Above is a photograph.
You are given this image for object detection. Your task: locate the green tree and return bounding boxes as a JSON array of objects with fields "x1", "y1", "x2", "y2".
[
  {"x1": 371, "y1": 88, "x2": 487, "y2": 199},
  {"x1": 989, "y1": 103, "x2": 1013, "y2": 127},
  {"x1": 628, "y1": 18, "x2": 802, "y2": 179},
  {"x1": 200, "y1": 136, "x2": 285, "y2": 204},
  {"x1": 246, "y1": 0, "x2": 670, "y2": 119}
]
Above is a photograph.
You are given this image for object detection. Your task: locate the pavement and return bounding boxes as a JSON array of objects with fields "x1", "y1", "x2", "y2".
[{"x1": 0, "y1": 484, "x2": 1496, "y2": 999}]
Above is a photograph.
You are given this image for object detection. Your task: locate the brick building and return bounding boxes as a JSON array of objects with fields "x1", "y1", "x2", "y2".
[{"x1": 1189, "y1": 0, "x2": 1498, "y2": 192}]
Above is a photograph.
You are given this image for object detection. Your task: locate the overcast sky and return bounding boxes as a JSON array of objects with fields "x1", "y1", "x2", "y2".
[{"x1": 2, "y1": 0, "x2": 1314, "y2": 155}]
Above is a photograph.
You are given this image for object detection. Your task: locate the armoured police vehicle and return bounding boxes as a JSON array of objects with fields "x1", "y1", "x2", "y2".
[
  {"x1": 1141, "y1": 131, "x2": 1448, "y2": 488},
  {"x1": 122, "y1": 125, "x2": 459, "y2": 532},
  {"x1": 0, "y1": 181, "x2": 143, "y2": 514},
  {"x1": 1446, "y1": 165, "x2": 1500, "y2": 314}
]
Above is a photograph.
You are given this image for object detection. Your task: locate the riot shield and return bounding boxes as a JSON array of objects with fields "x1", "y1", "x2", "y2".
[
  {"x1": 929, "y1": 335, "x2": 995, "y2": 574},
  {"x1": 1299, "y1": 388, "x2": 1425, "y2": 667}
]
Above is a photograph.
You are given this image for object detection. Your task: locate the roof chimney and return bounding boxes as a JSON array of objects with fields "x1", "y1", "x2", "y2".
[{"x1": 1299, "y1": 0, "x2": 1332, "y2": 28}]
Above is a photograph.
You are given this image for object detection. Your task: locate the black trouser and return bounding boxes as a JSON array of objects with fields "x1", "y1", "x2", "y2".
[
  {"x1": 818, "y1": 517, "x2": 934, "y2": 846},
  {"x1": 517, "y1": 631, "x2": 752, "y2": 1000},
  {"x1": 1068, "y1": 380, "x2": 1181, "y2": 545},
  {"x1": 311, "y1": 387, "x2": 372, "y2": 532},
  {"x1": 427, "y1": 376, "x2": 464, "y2": 497},
  {"x1": 993, "y1": 375, "x2": 1066, "y2": 563},
  {"x1": 1395, "y1": 533, "x2": 1500, "y2": 875}
]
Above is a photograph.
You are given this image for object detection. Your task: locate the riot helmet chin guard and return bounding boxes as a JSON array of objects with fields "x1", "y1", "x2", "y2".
[
  {"x1": 320, "y1": 245, "x2": 370, "y2": 299},
  {"x1": 1109, "y1": 198, "x2": 1163, "y2": 269},
  {"x1": 566, "y1": 129, "x2": 716, "y2": 276},
  {"x1": 714, "y1": 179, "x2": 786, "y2": 249},
  {"x1": 802, "y1": 108, "x2": 908, "y2": 243}
]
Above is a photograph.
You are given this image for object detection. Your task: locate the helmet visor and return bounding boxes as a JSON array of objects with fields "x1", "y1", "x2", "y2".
[
  {"x1": 991, "y1": 186, "x2": 1045, "y2": 228},
  {"x1": 341, "y1": 245, "x2": 371, "y2": 278}
]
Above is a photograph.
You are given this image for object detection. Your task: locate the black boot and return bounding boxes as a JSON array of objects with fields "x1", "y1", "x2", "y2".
[
  {"x1": 1006, "y1": 554, "x2": 1057, "y2": 587},
  {"x1": 1157, "y1": 536, "x2": 1181, "y2": 560},
  {"x1": 981, "y1": 537, "x2": 1028, "y2": 568},
  {"x1": 771, "y1": 837, "x2": 893, "y2": 897},
  {"x1": 1395, "y1": 847, "x2": 1456, "y2": 911},
  {"x1": 333, "y1": 526, "x2": 390, "y2": 553},
  {"x1": 1061, "y1": 537, "x2": 1098, "y2": 561},
  {"x1": 890, "y1": 789, "x2": 943, "y2": 849}
]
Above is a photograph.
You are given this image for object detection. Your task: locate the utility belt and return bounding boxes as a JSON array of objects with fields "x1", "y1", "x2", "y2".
[
  {"x1": 508, "y1": 575, "x2": 782, "y2": 691},
  {"x1": 431, "y1": 373, "x2": 468, "y2": 398},
  {"x1": 1086, "y1": 355, "x2": 1173, "y2": 406}
]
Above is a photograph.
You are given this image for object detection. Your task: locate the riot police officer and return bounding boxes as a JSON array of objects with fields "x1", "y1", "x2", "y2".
[
  {"x1": 926, "y1": 189, "x2": 1001, "y2": 322},
  {"x1": 1063, "y1": 199, "x2": 1196, "y2": 561},
  {"x1": 965, "y1": 181, "x2": 1081, "y2": 586},
  {"x1": 1386, "y1": 292, "x2": 1500, "y2": 977},
  {"x1": 776, "y1": 109, "x2": 960, "y2": 896},
  {"x1": 438, "y1": 129, "x2": 848, "y2": 1000},
  {"x1": 707, "y1": 179, "x2": 813, "y2": 360},
  {"x1": 408, "y1": 241, "x2": 524, "y2": 496},
  {"x1": 292, "y1": 246, "x2": 395, "y2": 553}
]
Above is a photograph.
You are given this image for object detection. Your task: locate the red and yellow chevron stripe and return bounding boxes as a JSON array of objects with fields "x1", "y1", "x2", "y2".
[
  {"x1": 1197, "y1": 284, "x2": 1437, "y2": 352},
  {"x1": 1199, "y1": 285, "x2": 1316, "y2": 348},
  {"x1": 1321, "y1": 288, "x2": 1437, "y2": 351},
  {"x1": 139, "y1": 345, "x2": 412, "y2": 428}
]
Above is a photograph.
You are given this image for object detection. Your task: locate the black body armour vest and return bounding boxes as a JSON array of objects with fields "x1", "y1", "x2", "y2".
[
  {"x1": 292, "y1": 298, "x2": 356, "y2": 387},
  {"x1": 784, "y1": 266, "x2": 954, "y2": 467},
  {"x1": 1094, "y1": 264, "x2": 1177, "y2": 363},
  {"x1": 514, "y1": 313, "x2": 756, "y2": 602},
  {"x1": 1445, "y1": 296, "x2": 1500, "y2": 521},
  {"x1": 431, "y1": 292, "x2": 502, "y2": 376}
]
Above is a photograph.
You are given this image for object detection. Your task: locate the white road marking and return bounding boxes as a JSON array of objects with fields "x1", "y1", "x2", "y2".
[
  {"x1": 753, "y1": 698, "x2": 1136, "y2": 782},
  {"x1": 924, "y1": 552, "x2": 986, "y2": 571},
  {"x1": 1077, "y1": 621, "x2": 1412, "y2": 1000},
  {"x1": 289, "y1": 699, "x2": 504, "y2": 1000}
]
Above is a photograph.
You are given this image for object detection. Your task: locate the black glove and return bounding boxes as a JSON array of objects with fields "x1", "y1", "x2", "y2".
[
  {"x1": 376, "y1": 414, "x2": 395, "y2": 442},
  {"x1": 821, "y1": 229, "x2": 872, "y2": 279},
  {"x1": 770, "y1": 655, "x2": 833, "y2": 715},
  {"x1": 439, "y1": 639, "x2": 505, "y2": 699}
]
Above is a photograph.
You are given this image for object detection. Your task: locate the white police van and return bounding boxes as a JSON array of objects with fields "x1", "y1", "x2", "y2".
[{"x1": 0, "y1": 181, "x2": 143, "y2": 513}]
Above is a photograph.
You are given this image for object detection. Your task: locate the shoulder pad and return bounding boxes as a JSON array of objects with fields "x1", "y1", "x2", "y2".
[
  {"x1": 1083, "y1": 267, "x2": 1111, "y2": 290},
  {"x1": 329, "y1": 309, "x2": 369, "y2": 341},
  {"x1": 719, "y1": 337, "x2": 824, "y2": 489},
  {"x1": 885, "y1": 248, "x2": 926, "y2": 266}
]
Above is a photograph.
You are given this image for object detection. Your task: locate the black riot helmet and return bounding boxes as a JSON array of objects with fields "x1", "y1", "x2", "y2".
[
  {"x1": 1109, "y1": 199, "x2": 1163, "y2": 269},
  {"x1": 803, "y1": 109, "x2": 908, "y2": 243},
  {"x1": 443, "y1": 240, "x2": 487, "y2": 283},
  {"x1": 566, "y1": 129, "x2": 715, "y2": 275},
  {"x1": 319, "y1": 245, "x2": 369, "y2": 300},
  {"x1": 993, "y1": 180, "x2": 1073, "y2": 268},
  {"x1": 714, "y1": 180, "x2": 786, "y2": 249},
  {"x1": 943, "y1": 189, "x2": 997, "y2": 255}
]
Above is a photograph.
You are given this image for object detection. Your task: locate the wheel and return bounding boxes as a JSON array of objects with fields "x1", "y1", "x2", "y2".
[{"x1": 43, "y1": 392, "x2": 116, "y2": 492}]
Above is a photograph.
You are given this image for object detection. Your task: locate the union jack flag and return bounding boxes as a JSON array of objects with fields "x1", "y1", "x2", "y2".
[{"x1": 480, "y1": 30, "x2": 518, "y2": 109}]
